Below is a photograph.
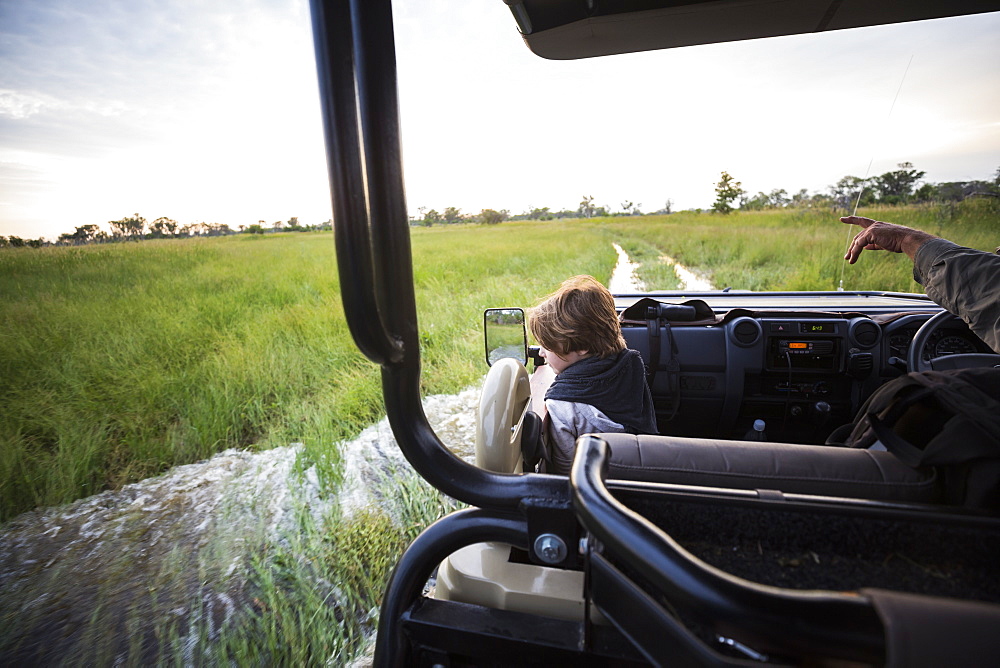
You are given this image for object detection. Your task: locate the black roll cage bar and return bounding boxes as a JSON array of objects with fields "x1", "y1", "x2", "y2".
[
  {"x1": 304, "y1": 0, "x2": 995, "y2": 664},
  {"x1": 308, "y1": 0, "x2": 566, "y2": 511}
]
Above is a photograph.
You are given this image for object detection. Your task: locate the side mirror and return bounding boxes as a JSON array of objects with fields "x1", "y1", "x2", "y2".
[{"x1": 484, "y1": 308, "x2": 527, "y2": 367}]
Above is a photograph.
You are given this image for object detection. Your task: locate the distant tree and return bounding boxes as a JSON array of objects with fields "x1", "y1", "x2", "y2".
[
  {"x1": 108, "y1": 213, "x2": 146, "y2": 240},
  {"x1": 0, "y1": 236, "x2": 7, "y2": 247},
  {"x1": 873, "y1": 167, "x2": 925, "y2": 204},
  {"x1": 148, "y1": 217, "x2": 178, "y2": 238},
  {"x1": 829, "y1": 175, "x2": 875, "y2": 210},
  {"x1": 790, "y1": 188, "x2": 811, "y2": 207},
  {"x1": 60, "y1": 224, "x2": 100, "y2": 244},
  {"x1": 526, "y1": 206, "x2": 552, "y2": 220},
  {"x1": 741, "y1": 188, "x2": 789, "y2": 210},
  {"x1": 423, "y1": 209, "x2": 441, "y2": 226},
  {"x1": 204, "y1": 223, "x2": 232, "y2": 236},
  {"x1": 767, "y1": 188, "x2": 789, "y2": 208},
  {"x1": 443, "y1": 206, "x2": 463, "y2": 223},
  {"x1": 283, "y1": 217, "x2": 305, "y2": 232},
  {"x1": 712, "y1": 171, "x2": 743, "y2": 215},
  {"x1": 741, "y1": 192, "x2": 771, "y2": 211},
  {"x1": 479, "y1": 208, "x2": 507, "y2": 225},
  {"x1": 578, "y1": 195, "x2": 596, "y2": 218},
  {"x1": 126, "y1": 214, "x2": 146, "y2": 239},
  {"x1": 246, "y1": 224, "x2": 265, "y2": 234},
  {"x1": 80, "y1": 224, "x2": 100, "y2": 241},
  {"x1": 8, "y1": 236, "x2": 25, "y2": 247}
]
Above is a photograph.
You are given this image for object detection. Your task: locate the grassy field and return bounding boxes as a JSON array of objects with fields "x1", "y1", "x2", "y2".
[
  {"x1": 0, "y1": 222, "x2": 615, "y2": 521},
  {"x1": 1, "y1": 199, "x2": 997, "y2": 663},
  {"x1": 3, "y1": 200, "x2": 997, "y2": 519},
  {"x1": 602, "y1": 199, "x2": 1000, "y2": 292}
]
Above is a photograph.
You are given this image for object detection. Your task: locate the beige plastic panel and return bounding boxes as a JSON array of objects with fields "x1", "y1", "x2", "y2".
[
  {"x1": 436, "y1": 542, "x2": 604, "y2": 623},
  {"x1": 441, "y1": 360, "x2": 602, "y2": 621},
  {"x1": 476, "y1": 358, "x2": 530, "y2": 473}
]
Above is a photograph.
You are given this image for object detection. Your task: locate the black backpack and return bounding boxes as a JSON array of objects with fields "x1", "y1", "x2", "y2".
[{"x1": 846, "y1": 368, "x2": 1000, "y2": 509}]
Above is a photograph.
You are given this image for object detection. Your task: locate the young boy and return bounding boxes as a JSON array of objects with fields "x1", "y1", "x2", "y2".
[{"x1": 528, "y1": 275, "x2": 657, "y2": 474}]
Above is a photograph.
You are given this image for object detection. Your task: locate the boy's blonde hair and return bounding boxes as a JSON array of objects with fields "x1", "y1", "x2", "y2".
[{"x1": 528, "y1": 275, "x2": 626, "y2": 358}]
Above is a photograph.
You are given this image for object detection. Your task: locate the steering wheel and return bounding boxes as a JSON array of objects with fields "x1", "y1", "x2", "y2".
[{"x1": 907, "y1": 310, "x2": 1000, "y2": 372}]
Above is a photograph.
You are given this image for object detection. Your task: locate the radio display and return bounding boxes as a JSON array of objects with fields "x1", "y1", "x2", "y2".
[
  {"x1": 770, "y1": 337, "x2": 838, "y2": 371},
  {"x1": 801, "y1": 322, "x2": 835, "y2": 334}
]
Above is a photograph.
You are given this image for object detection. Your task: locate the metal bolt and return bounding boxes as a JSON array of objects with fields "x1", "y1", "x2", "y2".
[{"x1": 533, "y1": 533, "x2": 567, "y2": 565}]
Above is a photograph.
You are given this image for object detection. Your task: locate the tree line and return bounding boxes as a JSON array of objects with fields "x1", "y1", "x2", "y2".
[
  {"x1": 0, "y1": 215, "x2": 333, "y2": 249},
  {"x1": 712, "y1": 164, "x2": 1000, "y2": 215},
  {"x1": 411, "y1": 164, "x2": 998, "y2": 226},
  {"x1": 5, "y1": 165, "x2": 997, "y2": 247},
  {"x1": 410, "y1": 196, "x2": 666, "y2": 227}
]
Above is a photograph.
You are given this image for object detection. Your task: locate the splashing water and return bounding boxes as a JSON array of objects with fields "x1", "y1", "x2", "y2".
[{"x1": 0, "y1": 385, "x2": 481, "y2": 664}]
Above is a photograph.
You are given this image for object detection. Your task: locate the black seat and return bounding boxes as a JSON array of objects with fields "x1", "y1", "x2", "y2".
[{"x1": 596, "y1": 433, "x2": 940, "y2": 503}]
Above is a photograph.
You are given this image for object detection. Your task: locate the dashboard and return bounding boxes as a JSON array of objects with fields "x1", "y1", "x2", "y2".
[{"x1": 616, "y1": 293, "x2": 993, "y2": 445}]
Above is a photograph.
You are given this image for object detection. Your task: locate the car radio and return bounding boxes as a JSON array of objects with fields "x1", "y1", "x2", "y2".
[
  {"x1": 777, "y1": 340, "x2": 835, "y2": 356},
  {"x1": 765, "y1": 320, "x2": 844, "y2": 372}
]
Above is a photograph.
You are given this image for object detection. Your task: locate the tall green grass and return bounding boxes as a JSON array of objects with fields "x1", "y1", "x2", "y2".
[
  {"x1": 1, "y1": 222, "x2": 614, "y2": 663},
  {"x1": 598, "y1": 198, "x2": 998, "y2": 292},
  {"x1": 1, "y1": 235, "x2": 346, "y2": 519},
  {"x1": 0, "y1": 224, "x2": 614, "y2": 521}
]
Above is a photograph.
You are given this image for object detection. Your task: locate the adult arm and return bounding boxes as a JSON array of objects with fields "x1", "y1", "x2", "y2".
[
  {"x1": 841, "y1": 216, "x2": 1000, "y2": 353},
  {"x1": 841, "y1": 216, "x2": 937, "y2": 263},
  {"x1": 913, "y1": 238, "x2": 1000, "y2": 354}
]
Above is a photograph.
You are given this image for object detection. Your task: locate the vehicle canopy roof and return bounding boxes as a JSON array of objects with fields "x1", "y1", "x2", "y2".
[{"x1": 504, "y1": 0, "x2": 1000, "y2": 59}]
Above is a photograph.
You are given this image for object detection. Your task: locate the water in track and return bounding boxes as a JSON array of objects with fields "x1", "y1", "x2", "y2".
[{"x1": 0, "y1": 386, "x2": 480, "y2": 664}]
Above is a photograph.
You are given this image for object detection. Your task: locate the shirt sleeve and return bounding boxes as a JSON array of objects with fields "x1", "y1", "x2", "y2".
[
  {"x1": 913, "y1": 238, "x2": 1000, "y2": 354},
  {"x1": 545, "y1": 399, "x2": 626, "y2": 475}
]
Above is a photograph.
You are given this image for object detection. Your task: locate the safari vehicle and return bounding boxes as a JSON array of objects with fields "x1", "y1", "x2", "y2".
[{"x1": 307, "y1": 1, "x2": 1000, "y2": 665}]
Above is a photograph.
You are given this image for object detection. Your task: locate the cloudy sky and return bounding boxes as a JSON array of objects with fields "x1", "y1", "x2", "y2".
[{"x1": 1, "y1": 1, "x2": 998, "y2": 240}]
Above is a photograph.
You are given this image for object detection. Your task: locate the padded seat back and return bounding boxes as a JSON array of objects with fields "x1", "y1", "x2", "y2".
[{"x1": 596, "y1": 433, "x2": 940, "y2": 503}]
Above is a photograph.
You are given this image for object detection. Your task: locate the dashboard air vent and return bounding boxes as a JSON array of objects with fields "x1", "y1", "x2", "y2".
[
  {"x1": 850, "y1": 319, "x2": 881, "y2": 349},
  {"x1": 730, "y1": 317, "x2": 762, "y2": 347}
]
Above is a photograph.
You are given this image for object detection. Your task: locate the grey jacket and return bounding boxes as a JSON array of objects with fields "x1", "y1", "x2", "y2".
[
  {"x1": 544, "y1": 399, "x2": 625, "y2": 475},
  {"x1": 913, "y1": 238, "x2": 1000, "y2": 354}
]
